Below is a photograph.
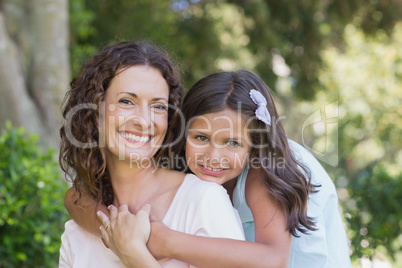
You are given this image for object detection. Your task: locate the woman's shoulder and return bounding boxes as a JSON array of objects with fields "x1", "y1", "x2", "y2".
[
  {"x1": 157, "y1": 169, "x2": 226, "y2": 199},
  {"x1": 181, "y1": 173, "x2": 227, "y2": 196},
  {"x1": 158, "y1": 168, "x2": 223, "y2": 190},
  {"x1": 163, "y1": 173, "x2": 234, "y2": 221},
  {"x1": 62, "y1": 219, "x2": 95, "y2": 244},
  {"x1": 63, "y1": 219, "x2": 82, "y2": 234},
  {"x1": 156, "y1": 168, "x2": 186, "y2": 185},
  {"x1": 157, "y1": 168, "x2": 189, "y2": 180},
  {"x1": 170, "y1": 174, "x2": 231, "y2": 210}
]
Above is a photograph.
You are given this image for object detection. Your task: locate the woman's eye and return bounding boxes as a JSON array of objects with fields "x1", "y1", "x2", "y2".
[
  {"x1": 227, "y1": 141, "x2": 240, "y2": 147},
  {"x1": 118, "y1": 98, "x2": 133, "y2": 105},
  {"x1": 151, "y1": 103, "x2": 168, "y2": 112},
  {"x1": 196, "y1": 136, "x2": 209, "y2": 142}
]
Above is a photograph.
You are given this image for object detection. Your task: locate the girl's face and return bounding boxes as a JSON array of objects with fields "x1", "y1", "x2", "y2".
[
  {"x1": 103, "y1": 65, "x2": 169, "y2": 163},
  {"x1": 185, "y1": 108, "x2": 252, "y2": 185}
]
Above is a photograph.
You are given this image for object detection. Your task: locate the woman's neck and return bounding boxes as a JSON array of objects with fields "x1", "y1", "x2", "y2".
[{"x1": 106, "y1": 155, "x2": 160, "y2": 213}]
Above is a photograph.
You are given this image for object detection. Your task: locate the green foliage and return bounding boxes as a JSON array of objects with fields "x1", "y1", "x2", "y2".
[
  {"x1": 300, "y1": 23, "x2": 402, "y2": 262},
  {"x1": 69, "y1": 0, "x2": 402, "y2": 99},
  {"x1": 228, "y1": 0, "x2": 402, "y2": 99},
  {"x1": 0, "y1": 122, "x2": 69, "y2": 267},
  {"x1": 69, "y1": 0, "x2": 97, "y2": 76},
  {"x1": 347, "y1": 164, "x2": 402, "y2": 260}
]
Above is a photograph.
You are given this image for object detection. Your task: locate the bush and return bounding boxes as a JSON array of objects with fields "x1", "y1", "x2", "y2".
[
  {"x1": 0, "y1": 122, "x2": 69, "y2": 267},
  {"x1": 347, "y1": 162, "x2": 402, "y2": 261}
]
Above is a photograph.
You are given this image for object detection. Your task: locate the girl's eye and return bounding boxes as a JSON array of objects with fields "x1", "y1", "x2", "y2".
[
  {"x1": 118, "y1": 98, "x2": 133, "y2": 105},
  {"x1": 196, "y1": 136, "x2": 209, "y2": 142},
  {"x1": 227, "y1": 141, "x2": 240, "y2": 147}
]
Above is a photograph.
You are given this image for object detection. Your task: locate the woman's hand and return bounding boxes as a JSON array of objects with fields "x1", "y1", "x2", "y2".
[{"x1": 97, "y1": 204, "x2": 158, "y2": 267}]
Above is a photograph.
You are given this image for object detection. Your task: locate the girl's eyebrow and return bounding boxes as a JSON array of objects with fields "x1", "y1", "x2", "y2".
[
  {"x1": 188, "y1": 130, "x2": 210, "y2": 135},
  {"x1": 118, "y1": 92, "x2": 168, "y2": 102},
  {"x1": 189, "y1": 129, "x2": 247, "y2": 142},
  {"x1": 225, "y1": 137, "x2": 246, "y2": 143}
]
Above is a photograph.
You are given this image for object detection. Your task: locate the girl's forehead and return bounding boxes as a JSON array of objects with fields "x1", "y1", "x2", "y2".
[{"x1": 188, "y1": 108, "x2": 249, "y2": 136}]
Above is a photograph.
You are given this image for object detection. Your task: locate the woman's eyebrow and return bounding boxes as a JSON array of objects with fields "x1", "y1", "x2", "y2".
[
  {"x1": 118, "y1": 92, "x2": 167, "y2": 102},
  {"x1": 119, "y1": 92, "x2": 137, "y2": 98}
]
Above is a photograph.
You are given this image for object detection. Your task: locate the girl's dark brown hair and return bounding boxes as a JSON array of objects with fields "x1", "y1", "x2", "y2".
[
  {"x1": 59, "y1": 41, "x2": 184, "y2": 206},
  {"x1": 181, "y1": 69, "x2": 318, "y2": 236}
]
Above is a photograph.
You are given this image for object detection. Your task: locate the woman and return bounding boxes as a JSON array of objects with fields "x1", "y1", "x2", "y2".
[
  {"x1": 58, "y1": 41, "x2": 244, "y2": 267},
  {"x1": 94, "y1": 70, "x2": 350, "y2": 267}
]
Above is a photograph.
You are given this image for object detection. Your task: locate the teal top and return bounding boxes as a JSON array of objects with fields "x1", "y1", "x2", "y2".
[
  {"x1": 232, "y1": 140, "x2": 351, "y2": 268},
  {"x1": 232, "y1": 164, "x2": 255, "y2": 242}
]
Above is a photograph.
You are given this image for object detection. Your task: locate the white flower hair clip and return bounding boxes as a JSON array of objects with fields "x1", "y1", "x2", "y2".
[{"x1": 249, "y1": 89, "x2": 271, "y2": 125}]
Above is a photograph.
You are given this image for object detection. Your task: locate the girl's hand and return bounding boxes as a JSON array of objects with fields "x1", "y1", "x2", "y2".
[{"x1": 97, "y1": 204, "x2": 152, "y2": 266}]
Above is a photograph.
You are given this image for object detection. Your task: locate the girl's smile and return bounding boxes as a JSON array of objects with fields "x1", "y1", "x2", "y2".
[{"x1": 199, "y1": 164, "x2": 229, "y2": 176}]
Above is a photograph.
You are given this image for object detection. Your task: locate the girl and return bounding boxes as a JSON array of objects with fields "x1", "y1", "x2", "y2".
[
  {"x1": 160, "y1": 70, "x2": 351, "y2": 267},
  {"x1": 68, "y1": 70, "x2": 351, "y2": 267},
  {"x1": 58, "y1": 42, "x2": 245, "y2": 267}
]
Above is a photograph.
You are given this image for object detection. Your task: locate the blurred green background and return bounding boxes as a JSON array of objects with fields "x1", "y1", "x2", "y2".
[{"x1": 0, "y1": 0, "x2": 401, "y2": 267}]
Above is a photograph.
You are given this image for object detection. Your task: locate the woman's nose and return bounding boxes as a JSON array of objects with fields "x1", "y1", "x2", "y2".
[{"x1": 130, "y1": 106, "x2": 152, "y2": 130}]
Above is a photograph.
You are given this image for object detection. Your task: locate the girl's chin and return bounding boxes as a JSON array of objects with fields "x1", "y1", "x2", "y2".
[{"x1": 195, "y1": 173, "x2": 224, "y2": 184}]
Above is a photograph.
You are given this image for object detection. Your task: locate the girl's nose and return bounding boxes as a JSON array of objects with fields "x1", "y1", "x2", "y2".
[{"x1": 205, "y1": 146, "x2": 225, "y2": 161}]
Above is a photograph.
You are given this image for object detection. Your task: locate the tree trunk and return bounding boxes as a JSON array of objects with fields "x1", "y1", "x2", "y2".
[{"x1": 0, "y1": 0, "x2": 69, "y2": 147}]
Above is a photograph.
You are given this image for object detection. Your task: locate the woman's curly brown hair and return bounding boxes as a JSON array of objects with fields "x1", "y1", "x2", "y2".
[{"x1": 59, "y1": 41, "x2": 184, "y2": 206}]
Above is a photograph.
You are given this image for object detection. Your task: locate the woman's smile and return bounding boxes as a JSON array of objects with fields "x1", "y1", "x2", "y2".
[{"x1": 119, "y1": 131, "x2": 153, "y2": 144}]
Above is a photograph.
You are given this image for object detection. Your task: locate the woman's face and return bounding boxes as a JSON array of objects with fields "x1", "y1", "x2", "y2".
[
  {"x1": 102, "y1": 65, "x2": 169, "y2": 164},
  {"x1": 185, "y1": 108, "x2": 252, "y2": 185}
]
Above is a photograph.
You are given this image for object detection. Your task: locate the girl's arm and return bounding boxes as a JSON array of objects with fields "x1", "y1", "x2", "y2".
[
  {"x1": 245, "y1": 167, "x2": 291, "y2": 256},
  {"x1": 148, "y1": 224, "x2": 289, "y2": 268},
  {"x1": 97, "y1": 207, "x2": 270, "y2": 268},
  {"x1": 64, "y1": 186, "x2": 107, "y2": 237},
  {"x1": 147, "y1": 168, "x2": 291, "y2": 268}
]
